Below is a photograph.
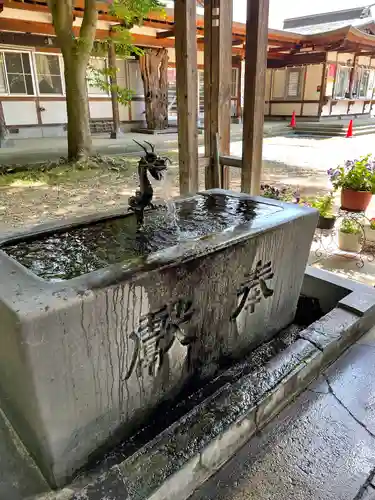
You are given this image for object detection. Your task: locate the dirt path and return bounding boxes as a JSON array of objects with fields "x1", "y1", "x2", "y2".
[{"x1": 0, "y1": 156, "x2": 330, "y2": 234}]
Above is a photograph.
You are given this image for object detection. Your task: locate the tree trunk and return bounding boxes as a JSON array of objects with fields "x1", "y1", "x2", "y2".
[
  {"x1": 0, "y1": 100, "x2": 8, "y2": 147},
  {"x1": 139, "y1": 48, "x2": 169, "y2": 130},
  {"x1": 64, "y1": 54, "x2": 92, "y2": 160},
  {"x1": 108, "y1": 40, "x2": 123, "y2": 139}
]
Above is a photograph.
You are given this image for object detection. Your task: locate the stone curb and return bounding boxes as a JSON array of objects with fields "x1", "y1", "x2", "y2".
[{"x1": 48, "y1": 290, "x2": 375, "y2": 500}]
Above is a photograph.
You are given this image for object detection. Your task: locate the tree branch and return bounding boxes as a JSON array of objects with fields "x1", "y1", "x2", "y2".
[{"x1": 79, "y1": 0, "x2": 98, "y2": 54}]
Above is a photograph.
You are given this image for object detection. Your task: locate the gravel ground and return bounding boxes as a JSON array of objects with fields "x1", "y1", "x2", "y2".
[{"x1": 2, "y1": 133, "x2": 374, "y2": 233}]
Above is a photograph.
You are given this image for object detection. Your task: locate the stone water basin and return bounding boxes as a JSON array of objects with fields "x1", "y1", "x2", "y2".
[{"x1": 0, "y1": 189, "x2": 318, "y2": 487}]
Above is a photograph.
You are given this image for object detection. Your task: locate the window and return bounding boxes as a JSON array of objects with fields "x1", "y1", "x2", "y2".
[
  {"x1": 87, "y1": 58, "x2": 109, "y2": 95},
  {"x1": 286, "y1": 68, "x2": 303, "y2": 99},
  {"x1": 198, "y1": 69, "x2": 204, "y2": 116},
  {"x1": 167, "y1": 67, "x2": 177, "y2": 117},
  {"x1": 0, "y1": 56, "x2": 7, "y2": 93},
  {"x1": 35, "y1": 54, "x2": 63, "y2": 94},
  {"x1": 231, "y1": 68, "x2": 239, "y2": 98},
  {"x1": 0, "y1": 52, "x2": 34, "y2": 95},
  {"x1": 357, "y1": 68, "x2": 372, "y2": 98},
  {"x1": 334, "y1": 66, "x2": 350, "y2": 98}
]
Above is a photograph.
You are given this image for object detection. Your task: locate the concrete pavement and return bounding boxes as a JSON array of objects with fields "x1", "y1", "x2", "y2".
[
  {"x1": 0, "y1": 122, "x2": 290, "y2": 166},
  {"x1": 0, "y1": 407, "x2": 48, "y2": 500},
  {"x1": 190, "y1": 325, "x2": 375, "y2": 500}
]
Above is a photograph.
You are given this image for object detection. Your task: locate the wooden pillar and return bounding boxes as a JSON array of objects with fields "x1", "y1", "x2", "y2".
[
  {"x1": 204, "y1": 0, "x2": 233, "y2": 190},
  {"x1": 108, "y1": 40, "x2": 123, "y2": 139},
  {"x1": 318, "y1": 59, "x2": 328, "y2": 119},
  {"x1": 348, "y1": 54, "x2": 358, "y2": 98},
  {"x1": 241, "y1": 0, "x2": 269, "y2": 195},
  {"x1": 175, "y1": 0, "x2": 199, "y2": 195}
]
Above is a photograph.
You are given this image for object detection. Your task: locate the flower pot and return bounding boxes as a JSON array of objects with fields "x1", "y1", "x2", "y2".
[
  {"x1": 338, "y1": 231, "x2": 361, "y2": 253},
  {"x1": 317, "y1": 215, "x2": 336, "y2": 230},
  {"x1": 341, "y1": 189, "x2": 372, "y2": 211},
  {"x1": 365, "y1": 226, "x2": 375, "y2": 243}
]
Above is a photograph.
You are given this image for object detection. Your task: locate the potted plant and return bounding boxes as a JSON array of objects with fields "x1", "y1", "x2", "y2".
[
  {"x1": 338, "y1": 219, "x2": 362, "y2": 253},
  {"x1": 364, "y1": 217, "x2": 375, "y2": 244},
  {"x1": 260, "y1": 184, "x2": 296, "y2": 202},
  {"x1": 328, "y1": 155, "x2": 375, "y2": 211},
  {"x1": 309, "y1": 193, "x2": 336, "y2": 230}
]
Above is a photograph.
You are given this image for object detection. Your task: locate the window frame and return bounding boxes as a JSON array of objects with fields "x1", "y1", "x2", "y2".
[
  {"x1": 284, "y1": 67, "x2": 304, "y2": 100},
  {"x1": 334, "y1": 65, "x2": 351, "y2": 99},
  {"x1": 0, "y1": 49, "x2": 36, "y2": 97},
  {"x1": 33, "y1": 52, "x2": 65, "y2": 97},
  {"x1": 87, "y1": 56, "x2": 110, "y2": 97},
  {"x1": 356, "y1": 67, "x2": 373, "y2": 99},
  {"x1": 231, "y1": 67, "x2": 239, "y2": 98}
]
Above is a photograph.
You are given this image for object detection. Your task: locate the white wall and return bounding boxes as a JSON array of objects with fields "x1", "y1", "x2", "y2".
[
  {"x1": 304, "y1": 64, "x2": 322, "y2": 101},
  {"x1": 89, "y1": 101, "x2": 112, "y2": 119},
  {"x1": 168, "y1": 47, "x2": 204, "y2": 66},
  {"x1": 270, "y1": 102, "x2": 297, "y2": 116},
  {"x1": 272, "y1": 69, "x2": 286, "y2": 99},
  {"x1": 40, "y1": 101, "x2": 67, "y2": 124},
  {"x1": 302, "y1": 103, "x2": 319, "y2": 116},
  {"x1": 3, "y1": 101, "x2": 38, "y2": 125}
]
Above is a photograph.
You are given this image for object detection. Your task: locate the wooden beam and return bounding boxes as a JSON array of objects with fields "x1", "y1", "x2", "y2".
[
  {"x1": 175, "y1": 0, "x2": 199, "y2": 195},
  {"x1": 220, "y1": 155, "x2": 242, "y2": 168},
  {"x1": 267, "y1": 52, "x2": 326, "y2": 68},
  {"x1": 0, "y1": 31, "x2": 58, "y2": 47},
  {"x1": 0, "y1": 18, "x2": 178, "y2": 49},
  {"x1": 268, "y1": 44, "x2": 299, "y2": 53},
  {"x1": 204, "y1": 0, "x2": 233, "y2": 190},
  {"x1": 241, "y1": 0, "x2": 269, "y2": 195},
  {"x1": 3, "y1": 0, "x2": 115, "y2": 21},
  {"x1": 156, "y1": 29, "x2": 175, "y2": 38}
]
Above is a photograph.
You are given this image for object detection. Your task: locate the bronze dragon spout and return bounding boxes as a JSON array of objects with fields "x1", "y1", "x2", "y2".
[{"x1": 128, "y1": 140, "x2": 170, "y2": 227}]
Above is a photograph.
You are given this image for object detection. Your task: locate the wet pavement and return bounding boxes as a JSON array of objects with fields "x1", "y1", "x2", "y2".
[{"x1": 190, "y1": 325, "x2": 375, "y2": 500}]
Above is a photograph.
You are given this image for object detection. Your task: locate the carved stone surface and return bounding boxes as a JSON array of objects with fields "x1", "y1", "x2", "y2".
[{"x1": 0, "y1": 190, "x2": 318, "y2": 486}]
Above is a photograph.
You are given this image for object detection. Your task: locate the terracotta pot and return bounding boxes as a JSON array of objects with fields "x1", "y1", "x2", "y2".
[
  {"x1": 338, "y1": 231, "x2": 361, "y2": 253},
  {"x1": 317, "y1": 215, "x2": 336, "y2": 230},
  {"x1": 341, "y1": 189, "x2": 372, "y2": 211}
]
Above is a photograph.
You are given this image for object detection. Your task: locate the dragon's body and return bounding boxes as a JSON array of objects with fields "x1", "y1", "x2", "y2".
[{"x1": 128, "y1": 141, "x2": 169, "y2": 226}]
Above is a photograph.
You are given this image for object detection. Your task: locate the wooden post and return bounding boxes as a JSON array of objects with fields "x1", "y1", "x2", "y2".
[
  {"x1": 204, "y1": 0, "x2": 232, "y2": 190},
  {"x1": 108, "y1": 39, "x2": 123, "y2": 139},
  {"x1": 318, "y1": 59, "x2": 327, "y2": 119},
  {"x1": 175, "y1": 0, "x2": 199, "y2": 195},
  {"x1": 348, "y1": 54, "x2": 358, "y2": 98},
  {"x1": 241, "y1": 0, "x2": 269, "y2": 195}
]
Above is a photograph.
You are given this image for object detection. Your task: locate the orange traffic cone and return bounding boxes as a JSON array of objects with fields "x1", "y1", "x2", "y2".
[
  {"x1": 289, "y1": 111, "x2": 296, "y2": 128},
  {"x1": 346, "y1": 119, "x2": 353, "y2": 138}
]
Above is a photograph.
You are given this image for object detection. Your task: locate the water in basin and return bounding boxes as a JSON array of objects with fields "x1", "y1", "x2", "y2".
[{"x1": 2, "y1": 193, "x2": 282, "y2": 281}]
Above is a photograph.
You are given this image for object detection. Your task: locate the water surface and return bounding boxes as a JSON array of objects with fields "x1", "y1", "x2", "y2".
[{"x1": 2, "y1": 194, "x2": 282, "y2": 281}]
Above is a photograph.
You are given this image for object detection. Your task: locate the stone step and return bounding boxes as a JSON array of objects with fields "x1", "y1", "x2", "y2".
[{"x1": 294, "y1": 121, "x2": 375, "y2": 137}]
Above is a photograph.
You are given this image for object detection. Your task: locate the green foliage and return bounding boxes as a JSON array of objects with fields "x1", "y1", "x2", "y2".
[
  {"x1": 328, "y1": 155, "x2": 375, "y2": 193},
  {"x1": 0, "y1": 155, "x2": 137, "y2": 186},
  {"x1": 87, "y1": 0, "x2": 163, "y2": 105},
  {"x1": 340, "y1": 218, "x2": 361, "y2": 235},
  {"x1": 260, "y1": 184, "x2": 295, "y2": 202},
  {"x1": 309, "y1": 193, "x2": 335, "y2": 218},
  {"x1": 87, "y1": 64, "x2": 135, "y2": 105},
  {"x1": 109, "y1": 0, "x2": 164, "y2": 27}
]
